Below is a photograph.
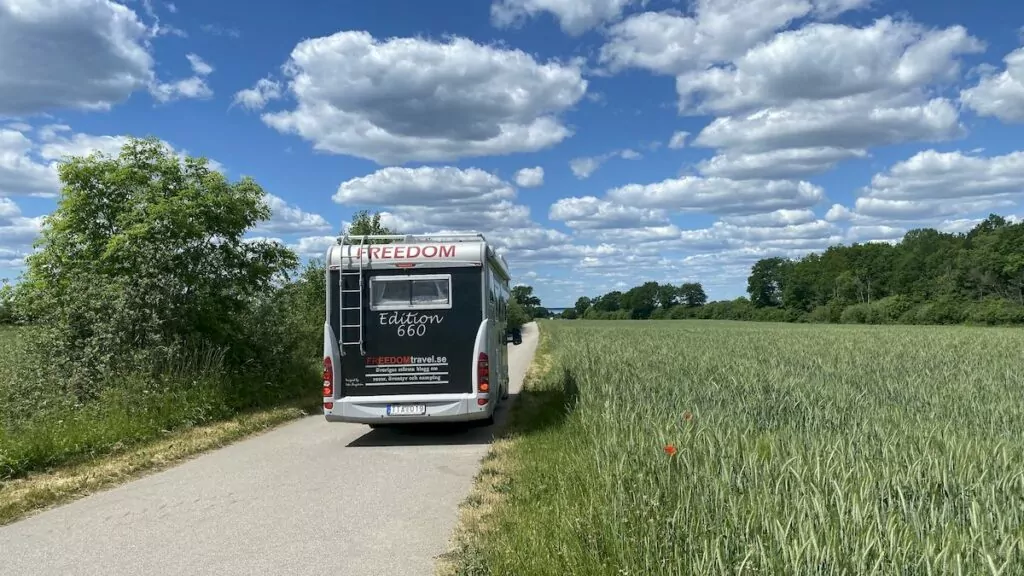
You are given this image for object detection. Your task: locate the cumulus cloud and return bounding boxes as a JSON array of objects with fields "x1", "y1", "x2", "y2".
[
  {"x1": 961, "y1": 45, "x2": 1024, "y2": 123},
  {"x1": 257, "y1": 194, "x2": 332, "y2": 235},
  {"x1": 0, "y1": 197, "x2": 44, "y2": 266},
  {"x1": 668, "y1": 131, "x2": 688, "y2": 149},
  {"x1": 232, "y1": 78, "x2": 282, "y2": 111},
  {"x1": 246, "y1": 31, "x2": 588, "y2": 165},
  {"x1": 693, "y1": 96, "x2": 963, "y2": 155},
  {"x1": 598, "y1": 0, "x2": 871, "y2": 76},
  {"x1": 549, "y1": 196, "x2": 669, "y2": 229},
  {"x1": 0, "y1": 0, "x2": 154, "y2": 115},
  {"x1": 514, "y1": 166, "x2": 545, "y2": 188},
  {"x1": 334, "y1": 166, "x2": 516, "y2": 207},
  {"x1": 606, "y1": 176, "x2": 825, "y2": 215},
  {"x1": 490, "y1": 0, "x2": 640, "y2": 36},
  {"x1": 150, "y1": 53, "x2": 215, "y2": 103},
  {"x1": 569, "y1": 148, "x2": 641, "y2": 179},
  {"x1": 697, "y1": 147, "x2": 869, "y2": 180},
  {"x1": 334, "y1": 166, "x2": 539, "y2": 237},
  {"x1": 675, "y1": 17, "x2": 984, "y2": 116},
  {"x1": 852, "y1": 149, "x2": 1024, "y2": 220}
]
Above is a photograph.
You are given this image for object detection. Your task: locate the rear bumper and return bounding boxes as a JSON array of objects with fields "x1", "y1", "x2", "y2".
[{"x1": 323, "y1": 392, "x2": 494, "y2": 424}]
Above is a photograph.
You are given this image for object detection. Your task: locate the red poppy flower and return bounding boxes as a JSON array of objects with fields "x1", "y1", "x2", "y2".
[{"x1": 664, "y1": 444, "x2": 678, "y2": 456}]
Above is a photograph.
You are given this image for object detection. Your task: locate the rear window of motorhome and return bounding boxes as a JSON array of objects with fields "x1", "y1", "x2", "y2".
[{"x1": 370, "y1": 275, "x2": 451, "y2": 310}]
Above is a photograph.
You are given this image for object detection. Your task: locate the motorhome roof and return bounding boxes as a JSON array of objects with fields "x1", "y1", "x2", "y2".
[{"x1": 326, "y1": 233, "x2": 510, "y2": 279}]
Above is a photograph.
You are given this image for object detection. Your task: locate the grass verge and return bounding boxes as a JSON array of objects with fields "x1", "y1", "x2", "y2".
[
  {"x1": 0, "y1": 399, "x2": 317, "y2": 526},
  {"x1": 436, "y1": 320, "x2": 568, "y2": 576}
]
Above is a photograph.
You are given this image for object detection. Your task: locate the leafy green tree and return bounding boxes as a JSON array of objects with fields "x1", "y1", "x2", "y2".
[
  {"x1": 622, "y1": 281, "x2": 660, "y2": 318},
  {"x1": 343, "y1": 209, "x2": 395, "y2": 242},
  {"x1": 508, "y1": 298, "x2": 531, "y2": 330},
  {"x1": 679, "y1": 282, "x2": 707, "y2": 308},
  {"x1": 657, "y1": 283, "x2": 680, "y2": 309},
  {"x1": 17, "y1": 136, "x2": 298, "y2": 397},
  {"x1": 573, "y1": 296, "x2": 592, "y2": 317},
  {"x1": 747, "y1": 257, "x2": 792, "y2": 308},
  {"x1": 512, "y1": 284, "x2": 543, "y2": 318}
]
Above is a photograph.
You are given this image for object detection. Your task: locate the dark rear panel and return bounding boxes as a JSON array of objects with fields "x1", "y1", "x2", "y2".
[{"x1": 338, "y1": 266, "x2": 482, "y2": 397}]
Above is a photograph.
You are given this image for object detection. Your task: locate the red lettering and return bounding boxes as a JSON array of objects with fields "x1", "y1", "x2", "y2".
[
  {"x1": 394, "y1": 246, "x2": 406, "y2": 258},
  {"x1": 440, "y1": 245, "x2": 455, "y2": 258},
  {"x1": 407, "y1": 245, "x2": 421, "y2": 258},
  {"x1": 423, "y1": 245, "x2": 438, "y2": 258}
]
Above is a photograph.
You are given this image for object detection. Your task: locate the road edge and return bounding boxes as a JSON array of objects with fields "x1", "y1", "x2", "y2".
[
  {"x1": 434, "y1": 319, "x2": 554, "y2": 576},
  {"x1": 0, "y1": 399, "x2": 318, "y2": 526}
]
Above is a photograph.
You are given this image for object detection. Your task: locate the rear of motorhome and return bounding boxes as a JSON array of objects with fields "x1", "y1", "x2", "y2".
[{"x1": 321, "y1": 233, "x2": 516, "y2": 427}]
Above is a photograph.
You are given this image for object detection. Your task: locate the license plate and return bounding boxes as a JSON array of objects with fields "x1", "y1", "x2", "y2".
[{"x1": 387, "y1": 404, "x2": 426, "y2": 416}]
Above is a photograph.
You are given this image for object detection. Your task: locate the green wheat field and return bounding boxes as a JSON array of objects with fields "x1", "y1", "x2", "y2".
[{"x1": 463, "y1": 319, "x2": 1024, "y2": 575}]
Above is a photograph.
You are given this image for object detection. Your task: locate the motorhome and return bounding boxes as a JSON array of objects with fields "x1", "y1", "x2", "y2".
[{"x1": 321, "y1": 233, "x2": 517, "y2": 427}]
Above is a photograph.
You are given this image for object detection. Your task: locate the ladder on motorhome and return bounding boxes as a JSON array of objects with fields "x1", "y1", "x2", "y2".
[{"x1": 338, "y1": 234, "x2": 367, "y2": 356}]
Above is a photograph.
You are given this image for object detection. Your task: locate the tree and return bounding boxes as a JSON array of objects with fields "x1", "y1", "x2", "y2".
[
  {"x1": 622, "y1": 281, "x2": 660, "y2": 318},
  {"x1": 342, "y1": 208, "x2": 393, "y2": 237},
  {"x1": 17, "y1": 137, "x2": 298, "y2": 396},
  {"x1": 507, "y1": 298, "x2": 531, "y2": 330},
  {"x1": 747, "y1": 257, "x2": 792, "y2": 307},
  {"x1": 679, "y1": 282, "x2": 707, "y2": 307},
  {"x1": 657, "y1": 283, "x2": 680, "y2": 309},
  {"x1": 573, "y1": 296, "x2": 592, "y2": 317},
  {"x1": 512, "y1": 284, "x2": 543, "y2": 318}
]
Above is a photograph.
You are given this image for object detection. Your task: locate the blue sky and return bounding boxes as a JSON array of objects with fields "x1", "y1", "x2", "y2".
[{"x1": 2, "y1": 0, "x2": 1024, "y2": 307}]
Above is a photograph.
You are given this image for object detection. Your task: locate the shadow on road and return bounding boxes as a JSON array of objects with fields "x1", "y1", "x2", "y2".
[{"x1": 344, "y1": 393, "x2": 520, "y2": 447}]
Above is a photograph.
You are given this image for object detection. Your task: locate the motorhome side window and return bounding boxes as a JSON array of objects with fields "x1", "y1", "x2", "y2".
[{"x1": 369, "y1": 274, "x2": 451, "y2": 310}]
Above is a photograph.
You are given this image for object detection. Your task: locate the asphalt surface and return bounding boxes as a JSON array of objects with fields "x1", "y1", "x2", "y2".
[{"x1": 0, "y1": 322, "x2": 539, "y2": 576}]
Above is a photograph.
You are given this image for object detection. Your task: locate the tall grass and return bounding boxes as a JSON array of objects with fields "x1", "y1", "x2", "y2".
[
  {"x1": 0, "y1": 326, "x2": 318, "y2": 481},
  {"x1": 460, "y1": 320, "x2": 1024, "y2": 575}
]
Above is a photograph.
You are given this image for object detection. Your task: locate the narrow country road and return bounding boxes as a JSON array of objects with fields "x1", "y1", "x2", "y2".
[{"x1": 0, "y1": 322, "x2": 539, "y2": 576}]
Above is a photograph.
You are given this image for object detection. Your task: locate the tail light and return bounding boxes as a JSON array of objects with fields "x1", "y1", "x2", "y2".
[
  {"x1": 477, "y1": 352, "x2": 490, "y2": 403},
  {"x1": 322, "y1": 357, "x2": 334, "y2": 398}
]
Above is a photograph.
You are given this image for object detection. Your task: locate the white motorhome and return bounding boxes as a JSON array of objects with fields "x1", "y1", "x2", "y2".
[{"x1": 321, "y1": 233, "x2": 517, "y2": 427}]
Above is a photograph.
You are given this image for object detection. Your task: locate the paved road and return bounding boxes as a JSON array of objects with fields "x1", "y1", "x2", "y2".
[{"x1": 0, "y1": 322, "x2": 539, "y2": 576}]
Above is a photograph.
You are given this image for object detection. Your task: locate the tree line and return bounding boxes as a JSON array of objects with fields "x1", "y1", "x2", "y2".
[{"x1": 560, "y1": 214, "x2": 1024, "y2": 326}]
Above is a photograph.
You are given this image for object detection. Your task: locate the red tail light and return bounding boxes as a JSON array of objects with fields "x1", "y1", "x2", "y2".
[
  {"x1": 322, "y1": 356, "x2": 334, "y2": 398},
  {"x1": 477, "y1": 352, "x2": 489, "y2": 392}
]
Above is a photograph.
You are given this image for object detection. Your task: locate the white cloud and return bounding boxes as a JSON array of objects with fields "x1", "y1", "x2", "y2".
[
  {"x1": 185, "y1": 53, "x2": 214, "y2": 76},
  {"x1": 258, "y1": 194, "x2": 331, "y2": 235},
  {"x1": 232, "y1": 78, "x2": 282, "y2": 111},
  {"x1": 569, "y1": 148, "x2": 641, "y2": 178},
  {"x1": 697, "y1": 147, "x2": 869, "y2": 180},
  {"x1": 549, "y1": 196, "x2": 669, "y2": 229},
  {"x1": 598, "y1": 0, "x2": 871, "y2": 76},
  {"x1": 720, "y1": 208, "x2": 817, "y2": 227},
  {"x1": 0, "y1": 0, "x2": 154, "y2": 115},
  {"x1": 675, "y1": 17, "x2": 984, "y2": 116},
  {"x1": 0, "y1": 129, "x2": 59, "y2": 197},
  {"x1": 250, "y1": 31, "x2": 588, "y2": 165},
  {"x1": 514, "y1": 166, "x2": 545, "y2": 188},
  {"x1": 335, "y1": 166, "x2": 539, "y2": 238},
  {"x1": 491, "y1": 0, "x2": 640, "y2": 35},
  {"x1": 0, "y1": 125, "x2": 230, "y2": 200},
  {"x1": 334, "y1": 166, "x2": 516, "y2": 207},
  {"x1": 692, "y1": 96, "x2": 963, "y2": 155},
  {"x1": 961, "y1": 45, "x2": 1024, "y2": 123},
  {"x1": 853, "y1": 149, "x2": 1024, "y2": 220},
  {"x1": 149, "y1": 53, "x2": 214, "y2": 103},
  {"x1": 0, "y1": 197, "x2": 44, "y2": 266},
  {"x1": 606, "y1": 176, "x2": 825, "y2": 215},
  {"x1": 570, "y1": 157, "x2": 601, "y2": 179},
  {"x1": 668, "y1": 131, "x2": 688, "y2": 149},
  {"x1": 288, "y1": 235, "x2": 337, "y2": 258}
]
